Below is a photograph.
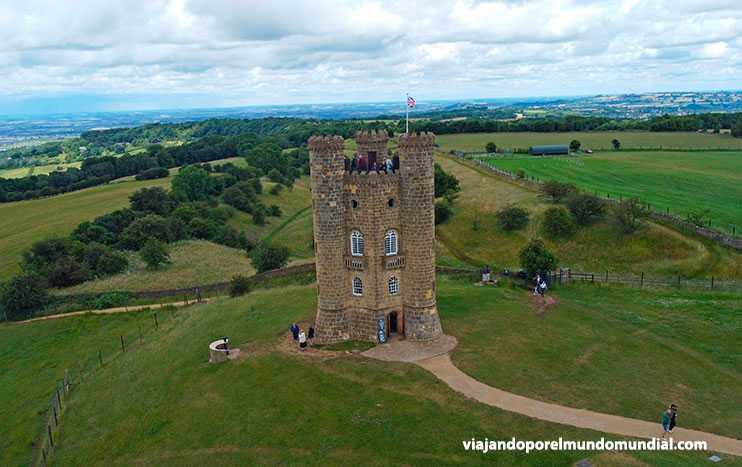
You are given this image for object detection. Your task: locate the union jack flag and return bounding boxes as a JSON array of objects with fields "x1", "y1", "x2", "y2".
[{"x1": 407, "y1": 96, "x2": 415, "y2": 108}]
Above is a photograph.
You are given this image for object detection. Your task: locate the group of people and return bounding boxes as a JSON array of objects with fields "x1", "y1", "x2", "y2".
[
  {"x1": 661, "y1": 403, "x2": 679, "y2": 439},
  {"x1": 533, "y1": 274, "x2": 548, "y2": 296},
  {"x1": 350, "y1": 154, "x2": 395, "y2": 174},
  {"x1": 290, "y1": 323, "x2": 314, "y2": 351},
  {"x1": 481, "y1": 265, "x2": 495, "y2": 283}
]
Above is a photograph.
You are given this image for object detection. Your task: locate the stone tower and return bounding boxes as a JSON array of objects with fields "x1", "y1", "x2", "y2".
[{"x1": 308, "y1": 130, "x2": 442, "y2": 343}]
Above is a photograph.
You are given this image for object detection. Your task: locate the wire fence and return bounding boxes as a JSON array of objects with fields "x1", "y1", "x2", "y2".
[
  {"x1": 557, "y1": 268, "x2": 742, "y2": 291},
  {"x1": 28, "y1": 303, "x2": 189, "y2": 466}
]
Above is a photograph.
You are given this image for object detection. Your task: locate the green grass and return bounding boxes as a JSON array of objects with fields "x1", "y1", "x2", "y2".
[
  {"x1": 0, "y1": 309, "x2": 168, "y2": 467},
  {"x1": 436, "y1": 131, "x2": 742, "y2": 153},
  {"x1": 0, "y1": 166, "x2": 33, "y2": 178},
  {"x1": 434, "y1": 154, "x2": 742, "y2": 278},
  {"x1": 62, "y1": 240, "x2": 255, "y2": 294},
  {"x1": 443, "y1": 280, "x2": 742, "y2": 439},
  {"x1": 482, "y1": 151, "x2": 742, "y2": 235},
  {"x1": 0, "y1": 177, "x2": 173, "y2": 282},
  {"x1": 37, "y1": 281, "x2": 738, "y2": 465}
]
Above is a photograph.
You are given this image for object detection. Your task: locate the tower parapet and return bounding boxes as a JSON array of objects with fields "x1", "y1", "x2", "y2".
[{"x1": 355, "y1": 130, "x2": 389, "y2": 169}]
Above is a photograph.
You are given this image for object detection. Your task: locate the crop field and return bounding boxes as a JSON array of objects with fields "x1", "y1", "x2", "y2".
[
  {"x1": 480, "y1": 151, "x2": 742, "y2": 235},
  {"x1": 0, "y1": 177, "x2": 173, "y2": 282},
  {"x1": 434, "y1": 154, "x2": 742, "y2": 278},
  {"x1": 436, "y1": 131, "x2": 742, "y2": 153},
  {"x1": 6, "y1": 280, "x2": 731, "y2": 465}
]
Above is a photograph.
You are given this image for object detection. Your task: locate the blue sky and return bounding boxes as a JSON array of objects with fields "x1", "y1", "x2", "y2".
[{"x1": 0, "y1": 0, "x2": 740, "y2": 115}]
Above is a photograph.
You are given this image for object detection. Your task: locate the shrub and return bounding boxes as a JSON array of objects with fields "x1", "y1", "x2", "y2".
[
  {"x1": 129, "y1": 187, "x2": 170, "y2": 216},
  {"x1": 516, "y1": 169, "x2": 526, "y2": 179},
  {"x1": 566, "y1": 193, "x2": 605, "y2": 224},
  {"x1": 614, "y1": 196, "x2": 646, "y2": 234},
  {"x1": 518, "y1": 239, "x2": 558, "y2": 277},
  {"x1": 187, "y1": 217, "x2": 219, "y2": 240},
  {"x1": 540, "y1": 179, "x2": 577, "y2": 203},
  {"x1": 251, "y1": 243, "x2": 291, "y2": 273},
  {"x1": 688, "y1": 208, "x2": 711, "y2": 227},
  {"x1": 269, "y1": 204, "x2": 282, "y2": 217},
  {"x1": 434, "y1": 201, "x2": 453, "y2": 225},
  {"x1": 495, "y1": 205, "x2": 530, "y2": 231},
  {"x1": 542, "y1": 206, "x2": 574, "y2": 238},
  {"x1": 172, "y1": 165, "x2": 215, "y2": 201},
  {"x1": 1, "y1": 273, "x2": 48, "y2": 317},
  {"x1": 135, "y1": 167, "x2": 169, "y2": 181},
  {"x1": 485, "y1": 141, "x2": 497, "y2": 153},
  {"x1": 569, "y1": 139, "x2": 581, "y2": 152},
  {"x1": 612, "y1": 139, "x2": 621, "y2": 149},
  {"x1": 267, "y1": 168, "x2": 284, "y2": 183},
  {"x1": 21, "y1": 237, "x2": 73, "y2": 274},
  {"x1": 434, "y1": 163, "x2": 460, "y2": 197},
  {"x1": 252, "y1": 206, "x2": 266, "y2": 225},
  {"x1": 269, "y1": 184, "x2": 283, "y2": 196},
  {"x1": 79, "y1": 242, "x2": 128, "y2": 276},
  {"x1": 94, "y1": 291, "x2": 132, "y2": 309},
  {"x1": 119, "y1": 214, "x2": 172, "y2": 250},
  {"x1": 139, "y1": 239, "x2": 170, "y2": 270},
  {"x1": 229, "y1": 274, "x2": 251, "y2": 297}
]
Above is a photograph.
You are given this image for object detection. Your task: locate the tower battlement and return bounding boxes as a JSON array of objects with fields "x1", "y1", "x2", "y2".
[{"x1": 309, "y1": 131, "x2": 442, "y2": 344}]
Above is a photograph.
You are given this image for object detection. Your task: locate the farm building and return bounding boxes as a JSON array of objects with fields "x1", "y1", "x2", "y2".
[{"x1": 529, "y1": 145, "x2": 569, "y2": 155}]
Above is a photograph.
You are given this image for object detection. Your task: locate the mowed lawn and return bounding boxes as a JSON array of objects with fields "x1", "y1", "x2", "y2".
[
  {"x1": 0, "y1": 309, "x2": 166, "y2": 467},
  {"x1": 443, "y1": 281, "x2": 742, "y2": 440},
  {"x1": 483, "y1": 151, "x2": 742, "y2": 235},
  {"x1": 436, "y1": 131, "x2": 742, "y2": 153},
  {"x1": 42, "y1": 281, "x2": 738, "y2": 465},
  {"x1": 434, "y1": 154, "x2": 742, "y2": 278},
  {"x1": 0, "y1": 177, "x2": 172, "y2": 281}
]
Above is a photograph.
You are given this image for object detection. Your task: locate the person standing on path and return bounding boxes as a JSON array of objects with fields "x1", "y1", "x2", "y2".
[
  {"x1": 299, "y1": 330, "x2": 307, "y2": 351},
  {"x1": 669, "y1": 404, "x2": 678, "y2": 433},
  {"x1": 660, "y1": 408, "x2": 672, "y2": 439},
  {"x1": 540, "y1": 281, "x2": 547, "y2": 296},
  {"x1": 290, "y1": 323, "x2": 299, "y2": 340},
  {"x1": 308, "y1": 326, "x2": 315, "y2": 346}
]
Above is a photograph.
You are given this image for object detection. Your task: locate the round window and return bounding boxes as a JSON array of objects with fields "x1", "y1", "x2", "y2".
[
  {"x1": 388, "y1": 198, "x2": 395, "y2": 208},
  {"x1": 350, "y1": 199, "x2": 359, "y2": 208}
]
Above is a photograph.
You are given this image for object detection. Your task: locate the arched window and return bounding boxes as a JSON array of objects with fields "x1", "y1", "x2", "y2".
[
  {"x1": 389, "y1": 276, "x2": 399, "y2": 295},
  {"x1": 384, "y1": 230, "x2": 398, "y2": 256},
  {"x1": 351, "y1": 231, "x2": 364, "y2": 256},
  {"x1": 352, "y1": 277, "x2": 363, "y2": 296}
]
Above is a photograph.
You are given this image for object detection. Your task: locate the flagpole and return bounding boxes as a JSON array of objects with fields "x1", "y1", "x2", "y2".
[{"x1": 406, "y1": 93, "x2": 409, "y2": 134}]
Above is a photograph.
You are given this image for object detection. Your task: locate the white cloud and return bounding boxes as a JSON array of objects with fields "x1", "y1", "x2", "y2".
[{"x1": 0, "y1": 0, "x2": 740, "y2": 109}]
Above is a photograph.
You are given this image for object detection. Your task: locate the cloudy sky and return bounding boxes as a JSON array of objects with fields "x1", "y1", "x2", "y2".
[{"x1": 0, "y1": 0, "x2": 739, "y2": 114}]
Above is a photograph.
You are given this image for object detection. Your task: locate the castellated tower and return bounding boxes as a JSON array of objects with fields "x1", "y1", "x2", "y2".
[{"x1": 308, "y1": 130, "x2": 442, "y2": 343}]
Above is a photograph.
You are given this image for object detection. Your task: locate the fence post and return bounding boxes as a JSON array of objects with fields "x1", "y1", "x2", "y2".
[
  {"x1": 640, "y1": 272, "x2": 644, "y2": 288},
  {"x1": 56, "y1": 389, "x2": 61, "y2": 409},
  {"x1": 666, "y1": 207, "x2": 669, "y2": 214},
  {"x1": 197, "y1": 289, "x2": 202, "y2": 303},
  {"x1": 592, "y1": 273, "x2": 594, "y2": 284},
  {"x1": 120, "y1": 335, "x2": 125, "y2": 353},
  {"x1": 77, "y1": 361, "x2": 84, "y2": 382},
  {"x1": 559, "y1": 269, "x2": 563, "y2": 284},
  {"x1": 98, "y1": 349, "x2": 103, "y2": 366},
  {"x1": 605, "y1": 271, "x2": 608, "y2": 283},
  {"x1": 711, "y1": 276, "x2": 714, "y2": 290},
  {"x1": 42, "y1": 449, "x2": 47, "y2": 464},
  {"x1": 139, "y1": 324, "x2": 142, "y2": 339},
  {"x1": 65, "y1": 370, "x2": 69, "y2": 391},
  {"x1": 184, "y1": 294, "x2": 188, "y2": 306},
  {"x1": 155, "y1": 313, "x2": 158, "y2": 330},
  {"x1": 53, "y1": 405, "x2": 59, "y2": 426},
  {"x1": 48, "y1": 425, "x2": 54, "y2": 448},
  {"x1": 734, "y1": 227, "x2": 736, "y2": 237},
  {"x1": 677, "y1": 274, "x2": 681, "y2": 288}
]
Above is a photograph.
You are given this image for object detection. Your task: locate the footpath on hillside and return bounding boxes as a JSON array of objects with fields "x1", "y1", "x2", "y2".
[{"x1": 363, "y1": 336, "x2": 742, "y2": 458}]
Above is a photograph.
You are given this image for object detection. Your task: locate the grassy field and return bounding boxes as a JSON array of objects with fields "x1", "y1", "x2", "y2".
[
  {"x1": 479, "y1": 151, "x2": 742, "y2": 235},
  {"x1": 434, "y1": 154, "x2": 742, "y2": 278},
  {"x1": 0, "y1": 162, "x2": 83, "y2": 179},
  {"x1": 436, "y1": 131, "x2": 742, "y2": 153},
  {"x1": 63, "y1": 240, "x2": 255, "y2": 294},
  {"x1": 0, "y1": 177, "x2": 173, "y2": 282},
  {"x1": 33, "y1": 280, "x2": 738, "y2": 465},
  {"x1": 0, "y1": 309, "x2": 167, "y2": 467},
  {"x1": 444, "y1": 281, "x2": 742, "y2": 439}
]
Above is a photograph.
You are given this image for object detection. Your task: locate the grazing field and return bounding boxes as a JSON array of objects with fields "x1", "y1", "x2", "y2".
[
  {"x1": 1, "y1": 162, "x2": 83, "y2": 179},
  {"x1": 38, "y1": 280, "x2": 737, "y2": 465},
  {"x1": 445, "y1": 281, "x2": 742, "y2": 439},
  {"x1": 482, "y1": 151, "x2": 742, "y2": 235},
  {"x1": 0, "y1": 177, "x2": 173, "y2": 282},
  {"x1": 0, "y1": 309, "x2": 164, "y2": 467},
  {"x1": 434, "y1": 154, "x2": 742, "y2": 278},
  {"x1": 63, "y1": 240, "x2": 255, "y2": 294},
  {"x1": 436, "y1": 131, "x2": 742, "y2": 153}
]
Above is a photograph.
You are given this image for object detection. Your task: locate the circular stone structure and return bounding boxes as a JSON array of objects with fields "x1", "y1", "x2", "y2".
[{"x1": 209, "y1": 340, "x2": 240, "y2": 363}]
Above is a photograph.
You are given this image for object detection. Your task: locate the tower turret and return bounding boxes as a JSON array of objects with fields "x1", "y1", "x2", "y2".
[
  {"x1": 398, "y1": 132, "x2": 442, "y2": 341},
  {"x1": 308, "y1": 135, "x2": 350, "y2": 341}
]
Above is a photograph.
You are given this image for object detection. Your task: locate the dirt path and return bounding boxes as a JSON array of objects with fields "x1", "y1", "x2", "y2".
[
  {"x1": 415, "y1": 353, "x2": 742, "y2": 457},
  {"x1": 14, "y1": 297, "x2": 216, "y2": 324},
  {"x1": 530, "y1": 291, "x2": 558, "y2": 316}
]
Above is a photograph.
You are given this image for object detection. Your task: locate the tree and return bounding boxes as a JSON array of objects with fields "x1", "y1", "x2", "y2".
[
  {"x1": 252, "y1": 206, "x2": 266, "y2": 225},
  {"x1": 519, "y1": 239, "x2": 558, "y2": 277},
  {"x1": 246, "y1": 142, "x2": 287, "y2": 175},
  {"x1": 434, "y1": 201, "x2": 453, "y2": 225},
  {"x1": 732, "y1": 120, "x2": 742, "y2": 137},
  {"x1": 139, "y1": 239, "x2": 170, "y2": 270},
  {"x1": 495, "y1": 205, "x2": 529, "y2": 231},
  {"x1": 540, "y1": 179, "x2": 577, "y2": 203},
  {"x1": 569, "y1": 139, "x2": 581, "y2": 152},
  {"x1": 485, "y1": 141, "x2": 497, "y2": 153},
  {"x1": 119, "y1": 214, "x2": 172, "y2": 250},
  {"x1": 542, "y1": 206, "x2": 574, "y2": 238},
  {"x1": 612, "y1": 139, "x2": 621, "y2": 150},
  {"x1": 229, "y1": 274, "x2": 250, "y2": 297},
  {"x1": 171, "y1": 165, "x2": 213, "y2": 201},
  {"x1": 566, "y1": 193, "x2": 605, "y2": 224},
  {"x1": 129, "y1": 187, "x2": 170, "y2": 216},
  {"x1": 270, "y1": 184, "x2": 283, "y2": 196},
  {"x1": 1, "y1": 273, "x2": 48, "y2": 317},
  {"x1": 21, "y1": 237, "x2": 73, "y2": 274},
  {"x1": 614, "y1": 196, "x2": 645, "y2": 234},
  {"x1": 251, "y1": 242, "x2": 291, "y2": 273},
  {"x1": 267, "y1": 168, "x2": 283, "y2": 183},
  {"x1": 434, "y1": 163, "x2": 460, "y2": 198}
]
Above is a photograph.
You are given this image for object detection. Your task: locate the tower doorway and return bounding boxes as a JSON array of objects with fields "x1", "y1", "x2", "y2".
[{"x1": 388, "y1": 311, "x2": 398, "y2": 334}]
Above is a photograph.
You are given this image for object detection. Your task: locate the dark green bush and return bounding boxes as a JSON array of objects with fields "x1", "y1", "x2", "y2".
[
  {"x1": 519, "y1": 239, "x2": 558, "y2": 277},
  {"x1": 434, "y1": 201, "x2": 453, "y2": 225},
  {"x1": 229, "y1": 274, "x2": 251, "y2": 297},
  {"x1": 566, "y1": 193, "x2": 605, "y2": 224},
  {"x1": 542, "y1": 206, "x2": 574, "y2": 238},
  {"x1": 495, "y1": 205, "x2": 530, "y2": 231},
  {"x1": 251, "y1": 243, "x2": 291, "y2": 273}
]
